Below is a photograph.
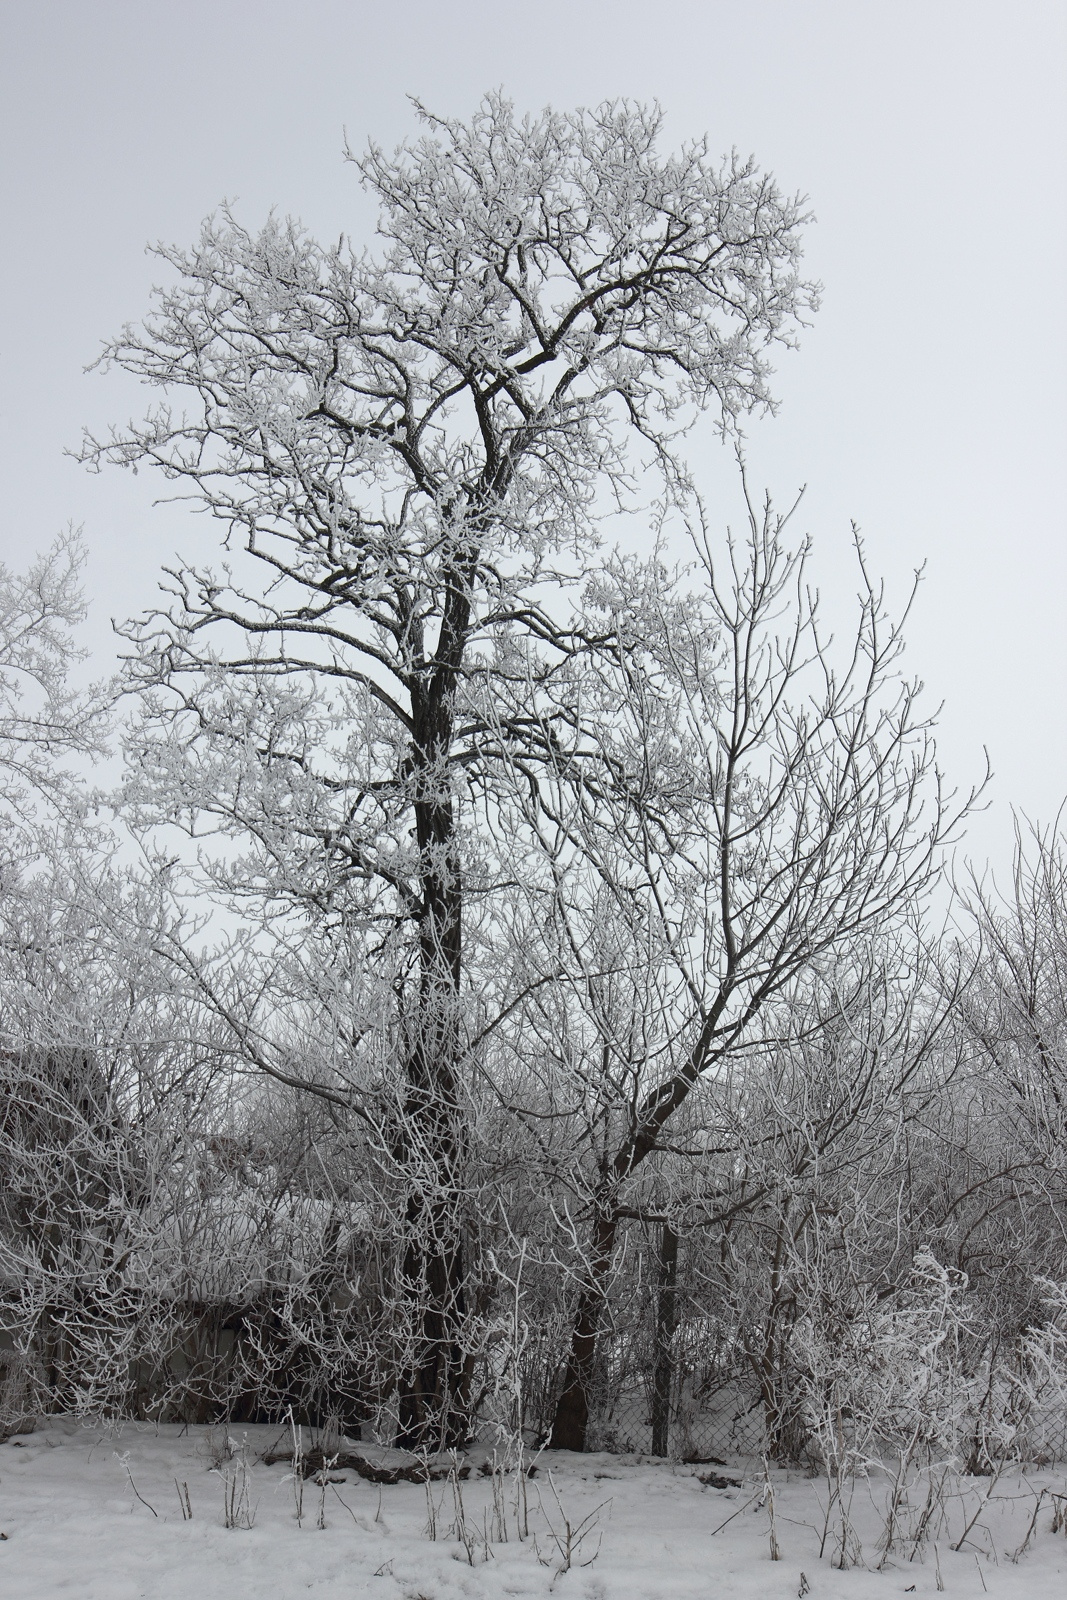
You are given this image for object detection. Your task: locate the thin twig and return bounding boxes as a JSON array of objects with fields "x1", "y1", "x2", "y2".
[{"x1": 117, "y1": 1453, "x2": 158, "y2": 1518}]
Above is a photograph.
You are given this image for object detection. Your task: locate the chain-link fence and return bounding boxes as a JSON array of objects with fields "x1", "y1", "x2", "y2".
[
  {"x1": 556, "y1": 1370, "x2": 1067, "y2": 1468},
  {"x1": 508, "y1": 1223, "x2": 1067, "y2": 1468}
]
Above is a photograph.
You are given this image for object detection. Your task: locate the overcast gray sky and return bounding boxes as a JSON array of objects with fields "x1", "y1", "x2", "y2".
[{"x1": 1, "y1": 0, "x2": 1064, "y2": 877}]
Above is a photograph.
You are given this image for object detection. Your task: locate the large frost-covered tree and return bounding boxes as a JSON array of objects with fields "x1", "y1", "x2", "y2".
[{"x1": 83, "y1": 96, "x2": 817, "y2": 1445}]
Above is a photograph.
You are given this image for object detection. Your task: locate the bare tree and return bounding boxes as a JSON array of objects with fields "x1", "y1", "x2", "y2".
[
  {"x1": 83, "y1": 95, "x2": 816, "y2": 1445},
  {"x1": 478, "y1": 494, "x2": 976, "y2": 1449}
]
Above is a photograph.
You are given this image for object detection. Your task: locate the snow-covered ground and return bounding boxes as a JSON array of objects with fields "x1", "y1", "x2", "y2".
[{"x1": 1, "y1": 1421, "x2": 1064, "y2": 1599}]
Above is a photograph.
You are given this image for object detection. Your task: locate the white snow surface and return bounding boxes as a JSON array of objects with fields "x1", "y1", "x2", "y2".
[{"x1": 0, "y1": 1421, "x2": 1064, "y2": 1599}]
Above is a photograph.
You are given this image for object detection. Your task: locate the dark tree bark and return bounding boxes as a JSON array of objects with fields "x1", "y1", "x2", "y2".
[
  {"x1": 549, "y1": 1205, "x2": 619, "y2": 1451},
  {"x1": 395, "y1": 608, "x2": 471, "y2": 1448}
]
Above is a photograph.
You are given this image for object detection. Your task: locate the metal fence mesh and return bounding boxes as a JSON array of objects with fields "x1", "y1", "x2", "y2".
[
  {"x1": 563, "y1": 1375, "x2": 1067, "y2": 1468},
  {"x1": 509, "y1": 1227, "x2": 1067, "y2": 1467}
]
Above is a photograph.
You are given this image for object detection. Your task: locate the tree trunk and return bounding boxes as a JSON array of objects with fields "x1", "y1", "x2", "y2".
[
  {"x1": 650, "y1": 1222, "x2": 679, "y2": 1457},
  {"x1": 549, "y1": 1206, "x2": 618, "y2": 1451},
  {"x1": 395, "y1": 680, "x2": 469, "y2": 1449},
  {"x1": 395, "y1": 1210, "x2": 467, "y2": 1448},
  {"x1": 549, "y1": 1010, "x2": 727, "y2": 1451}
]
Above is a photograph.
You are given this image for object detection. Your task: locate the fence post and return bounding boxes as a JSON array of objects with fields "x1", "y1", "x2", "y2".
[{"x1": 651, "y1": 1223, "x2": 679, "y2": 1456}]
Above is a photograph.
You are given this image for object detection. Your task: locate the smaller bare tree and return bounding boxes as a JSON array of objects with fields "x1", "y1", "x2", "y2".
[{"x1": 480, "y1": 483, "x2": 980, "y2": 1451}]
